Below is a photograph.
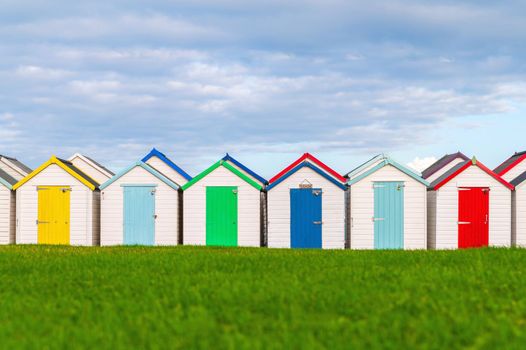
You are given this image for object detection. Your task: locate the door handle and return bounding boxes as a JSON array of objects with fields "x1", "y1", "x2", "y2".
[
  {"x1": 153, "y1": 215, "x2": 158, "y2": 219},
  {"x1": 36, "y1": 220, "x2": 50, "y2": 224},
  {"x1": 458, "y1": 221, "x2": 471, "y2": 225},
  {"x1": 313, "y1": 221, "x2": 323, "y2": 225},
  {"x1": 372, "y1": 217, "x2": 385, "y2": 222}
]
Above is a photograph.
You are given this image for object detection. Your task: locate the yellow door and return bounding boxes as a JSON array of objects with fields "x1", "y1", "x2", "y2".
[{"x1": 38, "y1": 186, "x2": 70, "y2": 245}]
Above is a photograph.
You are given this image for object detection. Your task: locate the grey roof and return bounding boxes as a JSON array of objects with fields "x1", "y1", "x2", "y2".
[
  {"x1": 421, "y1": 152, "x2": 469, "y2": 179},
  {"x1": 0, "y1": 154, "x2": 32, "y2": 174},
  {"x1": 83, "y1": 155, "x2": 115, "y2": 176},
  {"x1": 494, "y1": 151, "x2": 526, "y2": 174},
  {"x1": 428, "y1": 159, "x2": 470, "y2": 189},
  {"x1": 57, "y1": 158, "x2": 100, "y2": 188},
  {"x1": 511, "y1": 171, "x2": 526, "y2": 187},
  {"x1": 0, "y1": 168, "x2": 17, "y2": 186}
]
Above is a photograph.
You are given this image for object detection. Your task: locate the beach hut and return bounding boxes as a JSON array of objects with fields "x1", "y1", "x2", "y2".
[
  {"x1": 510, "y1": 173, "x2": 526, "y2": 247},
  {"x1": 421, "y1": 152, "x2": 469, "y2": 183},
  {"x1": 346, "y1": 154, "x2": 429, "y2": 250},
  {"x1": 99, "y1": 161, "x2": 180, "y2": 246},
  {"x1": 427, "y1": 157, "x2": 514, "y2": 249},
  {"x1": 181, "y1": 155, "x2": 264, "y2": 247},
  {"x1": 68, "y1": 153, "x2": 114, "y2": 184},
  {"x1": 142, "y1": 148, "x2": 192, "y2": 185},
  {"x1": 0, "y1": 169, "x2": 17, "y2": 244},
  {"x1": 494, "y1": 150, "x2": 526, "y2": 247},
  {"x1": 13, "y1": 156, "x2": 100, "y2": 245},
  {"x1": 266, "y1": 153, "x2": 347, "y2": 249},
  {"x1": 0, "y1": 154, "x2": 32, "y2": 181}
]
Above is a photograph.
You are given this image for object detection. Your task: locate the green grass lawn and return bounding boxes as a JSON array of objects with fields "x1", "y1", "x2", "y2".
[{"x1": 1, "y1": 246, "x2": 526, "y2": 349}]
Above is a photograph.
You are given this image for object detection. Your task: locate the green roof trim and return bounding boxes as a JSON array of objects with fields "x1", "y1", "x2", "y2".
[
  {"x1": 347, "y1": 157, "x2": 429, "y2": 187},
  {"x1": 181, "y1": 160, "x2": 262, "y2": 191}
]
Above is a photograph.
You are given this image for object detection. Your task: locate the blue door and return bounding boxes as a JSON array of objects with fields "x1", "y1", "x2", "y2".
[
  {"x1": 290, "y1": 188, "x2": 322, "y2": 248},
  {"x1": 123, "y1": 186, "x2": 156, "y2": 245},
  {"x1": 374, "y1": 182, "x2": 404, "y2": 249}
]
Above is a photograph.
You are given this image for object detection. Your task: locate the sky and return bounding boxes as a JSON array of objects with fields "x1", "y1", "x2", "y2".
[{"x1": 1, "y1": 0, "x2": 525, "y2": 178}]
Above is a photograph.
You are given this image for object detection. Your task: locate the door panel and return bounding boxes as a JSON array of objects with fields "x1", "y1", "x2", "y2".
[
  {"x1": 38, "y1": 186, "x2": 70, "y2": 245},
  {"x1": 123, "y1": 186, "x2": 156, "y2": 245},
  {"x1": 458, "y1": 187, "x2": 489, "y2": 248},
  {"x1": 374, "y1": 182, "x2": 404, "y2": 249},
  {"x1": 206, "y1": 186, "x2": 238, "y2": 246},
  {"x1": 290, "y1": 188, "x2": 322, "y2": 248}
]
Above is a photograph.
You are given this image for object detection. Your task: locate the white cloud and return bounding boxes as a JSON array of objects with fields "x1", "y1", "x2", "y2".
[
  {"x1": 16, "y1": 65, "x2": 71, "y2": 79},
  {"x1": 407, "y1": 157, "x2": 437, "y2": 173}
]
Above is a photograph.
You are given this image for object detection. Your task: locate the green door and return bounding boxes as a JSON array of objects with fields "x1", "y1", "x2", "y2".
[{"x1": 206, "y1": 186, "x2": 238, "y2": 246}]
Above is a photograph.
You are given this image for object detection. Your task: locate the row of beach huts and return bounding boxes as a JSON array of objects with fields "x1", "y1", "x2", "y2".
[{"x1": 0, "y1": 149, "x2": 525, "y2": 250}]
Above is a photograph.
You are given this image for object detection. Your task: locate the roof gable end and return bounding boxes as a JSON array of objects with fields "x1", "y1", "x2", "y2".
[
  {"x1": 181, "y1": 160, "x2": 262, "y2": 191},
  {"x1": 222, "y1": 154, "x2": 267, "y2": 185},
  {"x1": 142, "y1": 148, "x2": 192, "y2": 181},
  {"x1": 494, "y1": 151, "x2": 526, "y2": 176},
  {"x1": 267, "y1": 161, "x2": 347, "y2": 191},
  {"x1": 421, "y1": 152, "x2": 469, "y2": 179},
  {"x1": 100, "y1": 161, "x2": 179, "y2": 190},
  {"x1": 269, "y1": 153, "x2": 346, "y2": 184}
]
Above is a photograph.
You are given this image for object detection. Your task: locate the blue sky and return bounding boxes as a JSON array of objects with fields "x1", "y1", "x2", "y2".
[{"x1": 1, "y1": 0, "x2": 525, "y2": 178}]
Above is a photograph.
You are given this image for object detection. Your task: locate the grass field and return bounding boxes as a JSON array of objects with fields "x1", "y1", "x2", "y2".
[{"x1": 1, "y1": 246, "x2": 526, "y2": 349}]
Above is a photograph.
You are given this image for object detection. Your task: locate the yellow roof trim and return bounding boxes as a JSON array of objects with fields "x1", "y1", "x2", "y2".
[{"x1": 13, "y1": 155, "x2": 97, "y2": 191}]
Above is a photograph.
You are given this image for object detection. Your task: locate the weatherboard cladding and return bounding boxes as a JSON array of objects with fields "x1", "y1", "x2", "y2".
[
  {"x1": 15, "y1": 162, "x2": 99, "y2": 246},
  {"x1": 513, "y1": 176, "x2": 526, "y2": 247},
  {"x1": 427, "y1": 164, "x2": 512, "y2": 250},
  {"x1": 142, "y1": 148, "x2": 192, "y2": 184},
  {"x1": 496, "y1": 152, "x2": 526, "y2": 183},
  {"x1": 69, "y1": 154, "x2": 114, "y2": 184},
  {"x1": 0, "y1": 185, "x2": 14, "y2": 244},
  {"x1": 0, "y1": 154, "x2": 32, "y2": 181},
  {"x1": 183, "y1": 162, "x2": 261, "y2": 247},
  {"x1": 421, "y1": 152, "x2": 469, "y2": 181},
  {"x1": 348, "y1": 162, "x2": 428, "y2": 250},
  {"x1": 100, "y1": 163, "x2": 179, "y2": 246}
]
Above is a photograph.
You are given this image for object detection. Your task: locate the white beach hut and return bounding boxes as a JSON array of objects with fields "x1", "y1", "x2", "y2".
[
  {"x1": 427, "y1": 157, "x2": 514, "y2": 249},
  {"x1": 346, "y1": 154, "x2": 429, "y2": 250},
  {"x1": 266, "y1": 153, "x2": 347, "y2": 249},
  {"x1": 68, "y1": 153, "x2": 114, "y2": 185},
  {"x1": 100, "y1": 161, "x2": 180, "y2": 246},
  {"x1": 0, "y1": 169, "x2": 17, "y2": 244},
  {"x1": 13, "y1": 156, "x2": 100, "y2": 245}
]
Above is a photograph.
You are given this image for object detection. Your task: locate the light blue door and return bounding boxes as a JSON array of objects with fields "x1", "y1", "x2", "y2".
[
  {"x1": 290, "y1": 188, "x2": 322, "y2": 248},
  {"x1": 123, "y1": 186, "x2": 155, "y2": 245},
  {"x1": 374, "y1": 182, "x2": 404, "y2": 249}
]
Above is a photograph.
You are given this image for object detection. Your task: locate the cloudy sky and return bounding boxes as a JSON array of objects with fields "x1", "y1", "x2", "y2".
[{"x1": 1, "y1": 0, "x2": 525, "y2": 178}]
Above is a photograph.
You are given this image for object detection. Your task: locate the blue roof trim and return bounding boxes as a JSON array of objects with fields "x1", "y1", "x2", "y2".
[
  {"x1": 0, "y1": 177, "x2": 12, "y2": 190},
  {"x1": 100, "y1": 161, "x2": 179, "y2": 190},
  {"x1": 267, "y1": 161, "x2": 347, "y2": 191},
  {"x1": 222, "y1": 154, "x2": 267, "y2": 185},
  {"x1": 141, "y1": 148, "x2": 192, "y2": 181},
  {"x1": 347, "y1": 158, "x2": 429, "y2": 187}
]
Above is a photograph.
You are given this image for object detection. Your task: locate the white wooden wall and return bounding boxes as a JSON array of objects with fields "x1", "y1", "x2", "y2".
[
  {"x1": 428, "y1": 165, "x2": 512, "y2": 249},
  {"x1": 100, "y1": 166, "x2": 178, "y2": 246},
  {"x1": 349, "y1": 165, "x2": 427, "y2": 250},
  {"x1": 145, "y1": 156, "x2": 188, "y2": 186},
  {"x1": 0, "y1": 159, "x2": 27, "y2": 181},
  {"x1": 183, "y1": 165, "x2": 261, "y2": 247},
  {"x1": 267, "y1": 167, "x2": 345, "y2": 249},
  {"x1": 0, "y1": 186, "x2": 14, "y2": 244},
  {"x1": 70, "y1": 156, "x2": 110, "y2": 185},
  {"x1": 515, "y1": 184, "x2": 526, "y2": 247},
  {"x1": 501, "y1": 158, "x2": 526, "y2": 182},
  {"x1": 426, "y1": 157, "x2": 466, "y2": 183},
  {"x1": 15, "y1": 164, "x2": 98, "y2": 246}
]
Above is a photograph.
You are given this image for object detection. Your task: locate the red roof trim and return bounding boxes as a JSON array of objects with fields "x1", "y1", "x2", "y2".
[
  {"x1": 496, "y1": 153, "x2": 526, "y2": 176},
  {"x1": 268, "y1": 153, "x2": 346, "y2": 184},
  {"x1": 433, "y1": 160, "x2": 514, "y2": 191}
]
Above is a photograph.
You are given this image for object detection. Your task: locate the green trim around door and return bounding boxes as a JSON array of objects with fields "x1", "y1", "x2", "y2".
[{"x1": 206, "y1": 186, "x2": 238, "y2": 246}]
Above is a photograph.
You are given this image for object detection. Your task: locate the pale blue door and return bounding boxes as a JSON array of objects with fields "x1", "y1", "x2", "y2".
[
  {"x1": 374, "y1": 182, "x2": 404, "y2": 249},
  {"x1": 123, "y1": 186, "x2": 155, "y2": 245}
]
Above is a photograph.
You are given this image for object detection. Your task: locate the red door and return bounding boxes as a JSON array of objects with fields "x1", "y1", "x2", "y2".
[{"x1": 458, "y1": 187, "x2": 489, "y2": 248}]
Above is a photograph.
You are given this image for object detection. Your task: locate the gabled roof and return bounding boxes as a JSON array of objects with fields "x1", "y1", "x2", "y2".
[
  {"x1": 346, "y1": 155, "x2": 429, "y2": 187},
  {"x1": 267, "y1": 161, "x2": 347, "y2": 191},
  {"x1": 181, "y1": 160, "x2": 262, "y2": 191},
  {"x1": 0, "y1": 154, "x2": 32, "y2": 175},
  {"x1": 100, "y1": 161, "x2": 179, "y2": 190},
  {"x1": 494, "y1": 151, "x2": 526, "y2": 176},
  {"x1": 13, "y1": 156, "x2": 99, "y2": 191},
  {"x1": 0, "y1": 168, "x2": 17, "y2": 190},
  {"x1": 142, "y1": 148, "x2": 192, "y2": 181},
  {"x1": 68, "y1": 153, "x2": 114, "y2": 177},
  {"x1": 345, "y1": 154, "x2": 388, "y2": 179},
  {"x1": 269, "y1": 153, "x2": 346, "y2": 184},
  {"x1": 222, "y1": 154, "x2": 267, "y2": 185},
  {"x1": 429, "y1": 157, "x2": 514, "y2": 191},
  {"x1": 510, "y1": 171, "x2": 526, "y2": 188},
  {"x1": 421, "y1": 152, "x2": 469, "y2": 179}
]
